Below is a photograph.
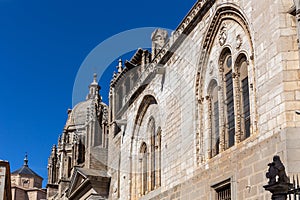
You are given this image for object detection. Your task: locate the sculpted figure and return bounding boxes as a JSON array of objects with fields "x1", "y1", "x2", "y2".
[
  {"x1": 266, "y1": 161, "x2": 277, "y2": 185},
  {"x1": 266, "y1": 155, "x2": 289, "y2": 185},
  {"x1": 273, "y1": 155, "x2": 289, "y2": 183}
]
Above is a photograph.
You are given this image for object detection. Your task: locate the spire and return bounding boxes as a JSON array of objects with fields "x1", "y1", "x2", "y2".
[
  {"x1": 86, "y1": 73, "x2": 101, "y2": 100},
  {"x1": 24, "y1": 153, "x2": 28, "y2": 167},
  {"x1": 92, "y1": 73, "x2": 97, "y2": 85},
  {"x1": 117, "y1": 58, "x2": 123, "y2": 73}
]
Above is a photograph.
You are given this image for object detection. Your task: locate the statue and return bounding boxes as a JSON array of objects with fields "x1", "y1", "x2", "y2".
[{"x1": 266, "y1": 155, "x2": 289, "y2": 185}]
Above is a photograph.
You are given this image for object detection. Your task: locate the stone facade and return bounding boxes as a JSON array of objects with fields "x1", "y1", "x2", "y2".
[
  {"x1": 47, "y1": 75, "x2": 110, "y2": 200},
  {"x1": 48, "y1": 0, "x2": 300, "y2": 199},
  {"x1": 0, "y1": 160, "x2": 12, "y2": 200},
  {"x1": 107, "y1": 0, "x2": 300, "y2": 199},
  {"x1": 11, "y1": 156, "x2": 46, "y2": 200}
]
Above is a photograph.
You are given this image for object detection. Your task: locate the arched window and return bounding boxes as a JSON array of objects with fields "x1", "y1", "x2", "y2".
[
  {"x1": 148, "y1": 118, "x2": 161, "y2": 191},
  {"x1": 236, "y1": 55, "x2": 250, "y2": 140},
  {"x1": 220, "y1": 50, "x2": 235, "y2": 148},
  {"x1": 208, "y1": 80, "x2": 219, "y2": 157},
  {"x1": 148, "y1": 118, "x2": 156, "y2": 191},
  {"x1": 140, "y1": 142, "x2": 148, "y2": 195},
  {"x1": 77, "y1": 139, "x2": 85, "y2": 164}
]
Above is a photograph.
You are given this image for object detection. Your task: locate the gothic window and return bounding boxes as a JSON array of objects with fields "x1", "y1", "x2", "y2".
[
  {"x1": 140, "y1": 142, "x2": 148, "y2": 195},
  {"x1": 237, "y1": 55, "x2": 251, "y2": 140},
  {"x1": 77, "y1": 139, "x2": 85, "y2": 164},
  {"x1": 222, "y1": 52, "x2": 235, "y2": 148},
  {"x1": 148, "y1": 118, "x2": 161, "y2": 191},
  {"x1": 149, "y1": 118, "x2": 156, "y2": 191},
  {"x1": 67, "y1": 156, "x2": 72, "y2": 177},
  {"x1": 208, "y1": 80, "x2": 219, "y2": 157}
]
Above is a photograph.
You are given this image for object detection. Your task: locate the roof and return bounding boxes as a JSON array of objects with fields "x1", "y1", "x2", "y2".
[
  {"x1": 77, "y1": 168, "x2": 110, "y2": 178},
  {"x1": 11, "y1": 165, "x2": 43, "y2": 179},
  {"x1": 68, "y1": 167, "x2": 111, "y2": 199},
  {"x1": 11, "y1": 155, "x2": 42, "y2": 179}
]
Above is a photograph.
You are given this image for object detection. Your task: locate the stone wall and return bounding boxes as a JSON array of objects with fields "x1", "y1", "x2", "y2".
[
  {"x1": 0, "y1": 164, "x2": 7, "y2": 200},
  {"x1": 108, "y1": 0, "x2": 300, "y2": 199},
  {"x1": 0, "y1": 161, "x2": 11, "y2": 200},
  {"x1": 144, "y1": 130, "x2": 288, "y2": 200}
]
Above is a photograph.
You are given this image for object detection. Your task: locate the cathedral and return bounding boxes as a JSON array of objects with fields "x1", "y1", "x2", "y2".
[{"x1": 47, "y1": 0, "x2": 300, "y2": 199}]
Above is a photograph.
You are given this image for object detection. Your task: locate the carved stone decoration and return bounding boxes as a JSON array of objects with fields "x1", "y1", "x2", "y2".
[
  {"x1": 218, "y1": 23, "x2": 227, "y2": 46},
  {"x1": 209, "y1": 61, "x2": 214, "y2": 75},
  {"x1": 236, "y1": 34, "x2": 242, "y2": 49},
  {"x1": 151, "y1": 29, "x2": 168, "y2": 56}
]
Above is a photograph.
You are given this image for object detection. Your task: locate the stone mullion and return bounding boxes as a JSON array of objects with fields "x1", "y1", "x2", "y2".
[
  {"x1": 206, "y1": 96, "x2": 212, "y2": 159},
  {"x1": 218, "y1": 67, "x2": 226, "y2": 152},
  {"x1": 138, "y1": 158, "x2": 142, "y2": 197},
  {"x1": 135, "y1": 156, "x2": 140, "y2": 200},
  {"x1": 202, "y1": 96, "x2": 210, "y2": 161},
  {"x1": 147, "y1": 152, "x2": 150, "y2": 194},
  {"x1": 248, "y1": 60, "x2": 257, "y2": 136},
  {"x1": 232, "y1": 72, "x2": 242, "y2": 143},
  {"x1": 197, "y1": 98, "x2": 205, "y2": 164}
]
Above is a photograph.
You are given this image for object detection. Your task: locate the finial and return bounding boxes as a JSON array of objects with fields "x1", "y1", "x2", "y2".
[
  {"x1": 93, "y1": 73, "x2": 97, "y2": 83},
  {"x1": 118, "y1": 58, "x2": 122, "y2": 67},
  {"x1": 117, "y1": 58, "x2": 123, "y2": 73},
  {"x1": 24, "y1": 153, "x2": 28, "y2": 167}
]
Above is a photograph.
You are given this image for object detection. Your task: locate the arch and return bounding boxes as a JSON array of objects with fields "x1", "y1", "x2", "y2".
[
  {"x1": 129, "y1": 95, "x2": 158, "y2": 199},
  {"x1": 195, "y1": 4, "x2": 254, "y2": 100},
  {"x1": 147, "y1": 116, "x2": 156, "y2": 135},
  {"x1": 234, "y1": 51, "x2": 249, "y2": 67},
  {"x1": 219, "y1": 47, "x2": 232, "y2": 67},
  {"x1": 134, "y1": 95, "x2": 157, "y2": 130},
  {"x1": 207, "y1": 79, "x2": 218, "y2": 95},
  {"x1": 140, "y1": 142, "x2": 147, "y2": 153},
  {"x1": 195, "y1": 5, "x2": 256, "y2": 159}
]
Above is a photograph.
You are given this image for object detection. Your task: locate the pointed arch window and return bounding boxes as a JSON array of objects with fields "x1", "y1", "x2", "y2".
[
  {"x1": 236, "y1": 55, "x2": 250, "y2": 140},
  {"x1": 140, "y1": 142, "x2": 148, "y2": 195},
  {"x1": 221, "y1": 52, "x2": 235, "y2": 148},
  {"x1": 147, "y1": 118, "x2": 161, "y2": 191},
  {"x1": 208, "y1": 80, "x2": 220, "y2": 157},
  {"x1": 149, "y1": 118, "x2": 156, "y2": 191}
]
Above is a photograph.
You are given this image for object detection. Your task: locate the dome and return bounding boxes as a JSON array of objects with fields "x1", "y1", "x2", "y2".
[
  {"x1": 64, "y1": 99, "x2": 108, "y2": 132},
  {"x1": 63, "y1": 74, "x2": 108, "y2": 133},
  {"x1": 64, "y1": 99, "x2": 94, "y2": 131}
]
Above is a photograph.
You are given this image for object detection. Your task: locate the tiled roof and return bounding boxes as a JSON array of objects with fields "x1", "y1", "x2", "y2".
[{"x1": 11, "y1": 164, "x2": 42, "y2": 179}]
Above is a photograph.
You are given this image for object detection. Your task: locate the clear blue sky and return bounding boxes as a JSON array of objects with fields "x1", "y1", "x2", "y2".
[{"x1": 0, "y1": 0, "x2": 195, "y2": 186}]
